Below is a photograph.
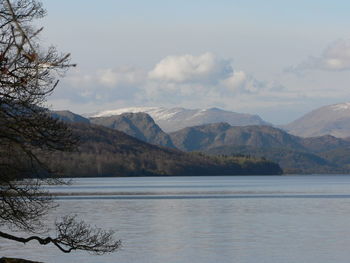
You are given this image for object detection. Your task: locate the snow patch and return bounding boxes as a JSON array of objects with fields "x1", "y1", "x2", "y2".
[
  {"x1": 331, "y1": 102, "x2": 350, "y2": 111},
  {"x1": 88, "y1": 107, "x2": 189, "y2": 121},
  {"x1": 89, "y1": 107, "x2": 159, "y2": 118},
  {"x1": 145, "y1": 107, "x2": 184, "y2": 121}
]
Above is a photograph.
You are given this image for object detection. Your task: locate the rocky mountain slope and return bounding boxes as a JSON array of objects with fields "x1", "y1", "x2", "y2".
[
  {"x1": 88, "y1": 107, "x2": 270, "y2": 132},
  {"x1": 282, "y1": 102, "x2": 350, "y2": 138},
  {"x1": 90, "y1": 112, "x2": 174, "y2": 148}
]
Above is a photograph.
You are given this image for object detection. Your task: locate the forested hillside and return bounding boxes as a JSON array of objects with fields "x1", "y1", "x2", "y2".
[
  {"x1": 45, "y1": 123, "x2": 282, "y2": 177},
  {"x1": 170, "y1": 123, "x2": 350, "y2": 174}
]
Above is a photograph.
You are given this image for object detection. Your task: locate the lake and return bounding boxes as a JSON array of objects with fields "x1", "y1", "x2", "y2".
[{"x1": 2, "y1": 175, "x2": 350, "y2": 263}]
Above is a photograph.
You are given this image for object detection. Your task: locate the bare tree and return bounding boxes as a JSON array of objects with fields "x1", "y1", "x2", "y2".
[{"x1": 0, "y1": 0, "x2": 120, "y2": 254}]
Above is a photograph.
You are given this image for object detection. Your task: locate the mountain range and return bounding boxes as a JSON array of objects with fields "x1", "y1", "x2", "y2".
[
  {"x1": 88, "y1": 107, "x2": 270, "y2": 132},
  {"x1": 51, "y1": 101, "x2": 350, "y2": 174},
  {"x1": 89, "y1": 102, "x2": 350, "y2": 138}
]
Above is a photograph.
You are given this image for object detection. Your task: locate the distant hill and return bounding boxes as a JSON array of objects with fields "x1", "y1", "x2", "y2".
[
  {"x1": 51, "y1": 110, "x2": 90, "y2": 124},
  {"x1": 169, "y1": 123, "x2": 350, "y2": 174},
  {"x1": 299, "y1": 135, "x2": 350, "y2": 153},
  {"x1": 282, "y1": 102, "x2": 350, "y2": 138},
  {"x1": 45, "y1": 123, "x2": 282, "y2": 177},
  {"x1": 90, "y1": 112, "x2": 175, "y2": 148},
  {"x1": 87, "y1": 106, "x2": 270, "y2": 132},
  {"x1": 318, "y1": 147, "x2": 350, "y2": 170},
  {"x1": 169, "y1": 123, "x2": 306, "y2": 152}
]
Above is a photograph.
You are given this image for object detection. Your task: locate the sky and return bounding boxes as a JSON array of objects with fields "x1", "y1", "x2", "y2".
[{"x1": 39, "y1": 0, "x2": 350, "y2": 124}]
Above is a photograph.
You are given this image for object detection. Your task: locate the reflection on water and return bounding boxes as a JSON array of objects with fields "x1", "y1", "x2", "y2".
[{"x1": 2, "y1": 175, "x2": 350, "y2": 263}]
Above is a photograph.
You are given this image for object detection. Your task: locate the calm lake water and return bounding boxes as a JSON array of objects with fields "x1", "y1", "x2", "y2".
[{"x1": 3, "y1": 175, "x2": 350, "y2": 263}]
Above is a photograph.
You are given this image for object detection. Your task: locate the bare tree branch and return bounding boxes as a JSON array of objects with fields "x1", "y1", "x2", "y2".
[
  {"x1": 0, "y1": 216, "x2": 121, "y2": 254},
  {"x1": 0, "y1": 0, "x2": 120, "y2": 255}
]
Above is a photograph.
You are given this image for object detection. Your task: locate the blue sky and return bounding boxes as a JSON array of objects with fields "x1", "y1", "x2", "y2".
[{"x1": 40, "y1": 0, "x2": 350, "y2": 124}]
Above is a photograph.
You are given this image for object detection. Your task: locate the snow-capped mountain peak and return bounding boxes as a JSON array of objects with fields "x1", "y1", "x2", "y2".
[
  {"x1": 87, "y1": 106, "x2": 270, "y2": 132},
  {"x1": 89, "y1": 107, "x2": 160, "y2": 118},
  {"x1": 283, "y1": 101, "x2": 350, "y2": 138}
]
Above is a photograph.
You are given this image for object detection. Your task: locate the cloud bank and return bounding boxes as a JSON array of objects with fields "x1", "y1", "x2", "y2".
[
  {"x1": 149, "y1": 53, "x2": 232, "y2": 83},
  {"x1": 287, "y1": 39, "x2": 350, "y2": 74},
  {"x1": 51, "y1": 52, "x2": 285, "y2": 113}
]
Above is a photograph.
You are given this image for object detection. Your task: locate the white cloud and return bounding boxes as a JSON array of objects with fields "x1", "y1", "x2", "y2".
[
  {"x1": 147, "y1": 53, "x2": 267, "y2": 98},
  {"x1": 221, "y1": 71, "x2": 264, "y2": 93},
  {"x1": 148, "y1": 52, "x2": 232, "y2": 83},
  {"x1": 287, "y1": 39, "x2": 350, "y2": 73},
  {"x1": 52, "y1": 67, "x2": 146, "y2": 104},
  {"x1": 222, "y1": 71, "x2": 247, "y2": 90},
  {"x1": 98, "y1": 67, "x2": 145, "y2": 87}
]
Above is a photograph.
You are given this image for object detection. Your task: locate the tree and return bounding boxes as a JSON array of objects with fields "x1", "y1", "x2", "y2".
[{"x1": 0, "y1": 0, "x2": 120, "y2": 254}]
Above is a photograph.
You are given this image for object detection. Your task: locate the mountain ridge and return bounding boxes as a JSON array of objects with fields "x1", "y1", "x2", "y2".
[
  {"x1": 90, "y1": 112, "x2": 175, "y2": 148},
  {"x1": 53, "y1": 107, "x2": 350, "y2": 174},
  {"x1": 87, "y1": 106, "x2": 270, "y2": 132},
  {"x1": 282, "y1": 102, "x2": 350, "y2": 138},
  {"x1": 169, "y1": 122, "x2": 350, "y2": 173}
]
